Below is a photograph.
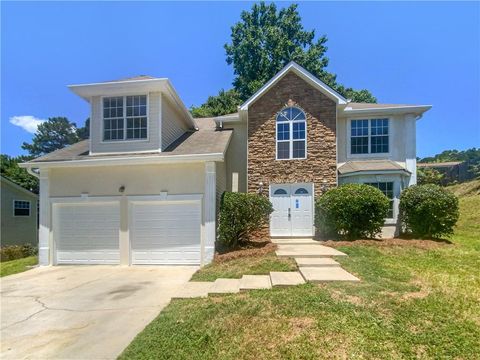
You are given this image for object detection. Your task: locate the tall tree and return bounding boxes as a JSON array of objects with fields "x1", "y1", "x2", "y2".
[
  {"x1": 77, "y1": 118, "x2": 90, "y2": 140},
  {"x1": 192, "y1": 2, "x2": 376, "y2": 117},
  {"x1": 190, "y1": 89, "x2": 242, "y2": 118},
  {"x1": 21, "y1": 117, "x2": 80, "y2": 157}
]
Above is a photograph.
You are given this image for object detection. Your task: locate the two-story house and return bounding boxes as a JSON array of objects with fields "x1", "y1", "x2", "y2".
[{"x1": 21, "y1": 62, "x2": 431, "y2": 267}]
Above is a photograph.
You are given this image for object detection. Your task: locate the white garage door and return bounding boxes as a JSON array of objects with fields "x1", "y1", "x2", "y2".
[
  {"x1": 130, "y1": 200, "x2": 201, "y2": 265},
  {"x1": 53, "y1": 201, "x2": 120, "y2": 264}
]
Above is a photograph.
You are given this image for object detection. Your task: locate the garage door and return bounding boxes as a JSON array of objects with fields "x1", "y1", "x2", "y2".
[
  {"x1": 130, "y1": 200, "x2": 201, "y2": 265},
  {"x1": 53, "y1": 201, "x2": 120, "y2": 264}
]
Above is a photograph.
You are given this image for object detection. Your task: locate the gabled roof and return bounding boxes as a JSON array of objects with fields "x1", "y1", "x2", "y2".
[
  {"x1": 240, "y1": 61, "x2": 348, "y2": 111},
  {"x1": 417, "y1": 161, "x2": 463, "y2": 168},
  {"x1": 0, "y1": 176, "x2": 38, "y2": 197},
  {"x1": 338, "y1": 160, "x2": 410, "y2": 176}
]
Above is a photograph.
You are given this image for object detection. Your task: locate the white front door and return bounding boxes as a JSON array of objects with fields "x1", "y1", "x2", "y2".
[{"x1": 270, "y1": 183, "x2": 313, "y2": 237}]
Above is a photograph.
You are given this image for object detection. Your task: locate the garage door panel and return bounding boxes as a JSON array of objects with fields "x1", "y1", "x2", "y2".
[
  {"x1": 130, "y1": 201, "x2": 201, "y2": 265},
  {"x1": 54, "y1": 202, "x2": 120, "y2": 264}
]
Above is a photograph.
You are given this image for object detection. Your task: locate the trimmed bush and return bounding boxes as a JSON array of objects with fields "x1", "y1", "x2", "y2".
[
  {"x1": 399, "y1": 184, "x2": 459, "y2": 238},
  {"x1": 0, "y1": 244, "x2": 38, "y2": 262},
  {"x1": 315, "y1": 183, "x2": 390, "y2": 239},
  {"x1": 218, "y1": 192, "x2": 274, "y2": 248}
]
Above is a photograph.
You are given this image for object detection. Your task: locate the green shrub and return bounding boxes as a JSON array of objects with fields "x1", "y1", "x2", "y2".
[
  {"x1": 315, "y1": 183, "x2": 390, "y2": 239},
  {"x1": 0, "y1": 244, "x2": 38, "y2": 262},
  {"x1": 399, "y1": 184, "x2": 459, "y2": 238},
  {"x1": 218, "y1": 192, "x2": 274, "y2": 248}
]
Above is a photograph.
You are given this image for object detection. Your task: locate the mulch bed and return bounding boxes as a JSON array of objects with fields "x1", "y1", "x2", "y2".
[
  {"x1": 322, "y1": 238, "x2": 453, "y2": 250},
  {"x1": 214, "y1": 241, "x2": 277, "y2": 263}
]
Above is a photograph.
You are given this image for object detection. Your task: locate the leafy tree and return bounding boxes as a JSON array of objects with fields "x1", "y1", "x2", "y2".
[
  {"x1": 0, "y1": 155, "x2": 39, "y2": 193},
  {"x1": 417, "y1": 168, "x2": 445, "y2": 185},
  {"x1": 21, "y1": 117, "x2": 80, "y2": 157},
  {"x1": 191, "y1": 90, "x2": 242, "y2": 118},
  {"x1": 419, "y1": 148, "x2": 480, "y2": 179},
  {"x1": 77, "y1": 118, "x2": 90, "y2": 140},
  {"x1": 192, "y1": 2, "x2": 376, "y2": 117}
]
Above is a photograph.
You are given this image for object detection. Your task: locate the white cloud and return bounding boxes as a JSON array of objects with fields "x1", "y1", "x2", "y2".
[{"x1": 9, "y1": 115, "x2": 46, "y2": 134}]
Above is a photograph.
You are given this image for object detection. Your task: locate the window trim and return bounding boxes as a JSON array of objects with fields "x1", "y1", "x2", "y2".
[
  {"x1": 275, "y1": 107, "x2": 308, "y2": 161},
  {"x1": 13, "y1": 200, "x2": 31, "y2": 217},
  {"x1": 364, "y1": 181, "x2": 395, "y2": 219},
  {"x1": 347, "y1": 117, "x2": 392, "y2": 158},
  {"x1": 101, "y1": 94, "x2": 150, "y2": 143}
]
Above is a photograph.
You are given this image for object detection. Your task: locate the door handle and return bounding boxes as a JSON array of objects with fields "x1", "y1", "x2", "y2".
[{"x1": 288, "y1": 208, "x2": 291, "y2": 220}]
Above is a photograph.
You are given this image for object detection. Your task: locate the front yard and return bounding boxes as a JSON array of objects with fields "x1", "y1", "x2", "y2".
[{"x1": 120, "y1": 194, "x2": 480, "y2": 359}]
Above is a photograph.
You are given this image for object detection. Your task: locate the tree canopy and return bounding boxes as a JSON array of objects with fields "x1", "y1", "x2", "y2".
[
  {"x1": 21, "y1": 117, "x2": 88, "y2": 157},
  {"x1": 1, "y1": 155, "x2": 39, "y2": 193},
  {"x1": 191, "y1": 2, "x2": 376, "y2": 117},
  {"x1": 419, "y1": 148, "x2": 480, "y2": 179}
]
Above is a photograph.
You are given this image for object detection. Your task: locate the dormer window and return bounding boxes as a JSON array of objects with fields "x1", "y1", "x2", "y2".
[{"x1": 103, "y1": 95, "x2": 147, "y2": 141}]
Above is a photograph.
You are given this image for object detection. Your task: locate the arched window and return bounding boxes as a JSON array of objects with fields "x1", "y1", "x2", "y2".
[
  {"x1": 294, "y1": 188, "x2": 309, "y2": 195},
  {"x1": 273, "y1": 188, "x2": 288, "y2": 195},
  {"x1": 276, "y1": 106, "x2": 306, "y2": 160}
]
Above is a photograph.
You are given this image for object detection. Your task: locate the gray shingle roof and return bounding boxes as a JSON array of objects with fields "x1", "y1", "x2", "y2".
[
  {"x1": 338, "y1": 160, "x2": 410, "y2": 175},
  {"x1": 29, "y1": 127, "x2": 232, "y2": 163}
]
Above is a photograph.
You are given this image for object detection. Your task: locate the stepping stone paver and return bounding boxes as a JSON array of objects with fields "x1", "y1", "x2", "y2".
[
  {"x1": 209, "y1": 278, "x2": 241, "y2": 294},
  {"x1": 271, "y1": 238, "x2": 319, "y2": 245},
  {"x1": 270, "y1": 271, "x2": 305, "y2": 286},
  {"x1": 299, "y1": 266, "x2": 360, "y2": 282},
  {"x1": 295, "y1": 257, "x2": 341, "y2": 267},
  {"x1": 239, "y1": 275, "x2": 272, "y2": 290},
  {"x1": 276, "y1": 244, "x2": 347, "y2": 258},
  {"x1": 172, "y1": 281, "x2": 212, "y2": 299}
]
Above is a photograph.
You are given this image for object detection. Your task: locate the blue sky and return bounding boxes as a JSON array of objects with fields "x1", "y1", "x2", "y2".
[{"x1": 1, "y1": 1, "x2": 479, "y2": 158}]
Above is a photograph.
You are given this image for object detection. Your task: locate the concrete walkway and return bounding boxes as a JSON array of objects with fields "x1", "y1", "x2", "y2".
[{"x1": 173, "y1": 239, "x2": 359, "y2": 299}]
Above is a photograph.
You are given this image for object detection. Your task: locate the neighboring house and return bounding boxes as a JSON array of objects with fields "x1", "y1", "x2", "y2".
[
  {"x1": 0, "y1": 176, "x2": 38, "y2": 247},
  {"x1": 417, "y1": 161, "x2": 469, "y2": 185},
  {"x1": 21, "y1": 62, "x2": 431, "y2": 266}
]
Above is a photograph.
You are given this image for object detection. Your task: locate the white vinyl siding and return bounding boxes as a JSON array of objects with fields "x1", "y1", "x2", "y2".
[{"x1": 161, "y1": 96, "x2": 187, "y2": 150}]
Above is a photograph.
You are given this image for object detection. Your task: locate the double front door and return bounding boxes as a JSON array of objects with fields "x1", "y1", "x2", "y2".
[{"x1": 269, "y1": 183, "x2": 313, "y2": 237}]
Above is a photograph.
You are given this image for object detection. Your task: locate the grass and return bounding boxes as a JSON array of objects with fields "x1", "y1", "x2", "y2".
[
  {"x1": 191, "y1": 252, "x2": 297, "y2": 281},
  {"x1": 120, "y1": 194, "x2": 480, "y2": 359},
  {"x1": 0, "y1": 256, "x2": 37, "y2": 277}
]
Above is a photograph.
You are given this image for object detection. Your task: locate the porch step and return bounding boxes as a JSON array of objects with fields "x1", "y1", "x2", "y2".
[
  {"x1": 239, "y1": 275, "x2": 272, "y2": 290},
  {"x1": 276, "y1": 244, "x2": 347, "y2": 258},
  {"x1": 299, "y1": 266, "x2": 360, "y2": 282},
  {"x1": 295, "y1": 257, "x2": 341, "y2": 267},
  {"x1": 271, "y1": 238, "x2": 319, "y2": 245},
  {"x1": 270, "y1": 271, "x2": 305, "y2": 286},
  {"x1": 209, "y1": 278, "x2": 240, "y2": 294}
]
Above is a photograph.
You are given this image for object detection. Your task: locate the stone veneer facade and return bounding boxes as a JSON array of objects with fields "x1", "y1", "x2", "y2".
[{"x1": 247, "y1": 71, "x2": 338, "y2": 198}]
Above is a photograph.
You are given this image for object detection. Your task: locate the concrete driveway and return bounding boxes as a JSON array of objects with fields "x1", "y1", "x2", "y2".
[{"x1": 1, "y1": 265, "x2": 197, "y2": 359}]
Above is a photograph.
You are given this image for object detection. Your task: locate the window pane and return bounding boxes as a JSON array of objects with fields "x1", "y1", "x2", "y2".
[
  {"x1": 292, "y1": 140, "x2": 305, "y2": 158},
  {"x1": 274, "y1": 189, "x2": 288, "y2": 195},
  {"x1": 277, "y1": 142, "x2": 290, "y2": 159},
  {"x1": 277, "y1": 123, "x2": 290, "y2": 141},
  {"x1": 351, "y1": 136, "x2": 368, "y2": 154},
  {"x1": 365, "y1": 182, "x2": 394, "y2": 218},
  {"x1": 293, "y1": 122, "x2": 305, "y2": 140},
  {"x1": 291, "y1": 107, "x2": 305, "y2": 120}
]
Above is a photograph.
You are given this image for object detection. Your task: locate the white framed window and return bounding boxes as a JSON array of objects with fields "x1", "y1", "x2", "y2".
[
  {"x1": 276, "y1": 106, "x2": 307, "y2": 160},
  {"x1": 103, "y1": 95, "x2": 147, "y2": 141},
  {"x1": 14, "y1": 200, "x2": 31, "y2": 217},
  {"x1": 350, "y1": 118, "x2": 389, "y2": 155},
  {"x1": 365, "y1": 182, "x2": 394, "y2": 218}
]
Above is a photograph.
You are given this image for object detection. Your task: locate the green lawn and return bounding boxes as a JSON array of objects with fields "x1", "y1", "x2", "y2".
[
  {"x1": 0, "y1": 256, "x2": 37, "y2": 277},
  {"x1": 120, "y1": 195, "x2": 480, "y2": 359},
  {"x1": 191, "y1": 252, "x2": 297, "y2": 281}
]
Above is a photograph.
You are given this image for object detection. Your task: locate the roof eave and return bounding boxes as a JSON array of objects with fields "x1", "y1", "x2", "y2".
[
  {"x1": 338, "y1": 169, "x2": 411, "y2": 177},
  {"x1": 342, "y1": 105, "x2": 432, "y2": 116},
  {"x1": 19, "y1": 152, "x2": 226, "y2": 170}
]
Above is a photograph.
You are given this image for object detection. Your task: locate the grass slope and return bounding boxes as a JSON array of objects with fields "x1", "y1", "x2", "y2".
[
  {"x1": 0, "y1": 256, "x2": 37, "y2": 277},
  {"x1": 120, "y1": 195, "x2": 480, "y2": 359}
]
